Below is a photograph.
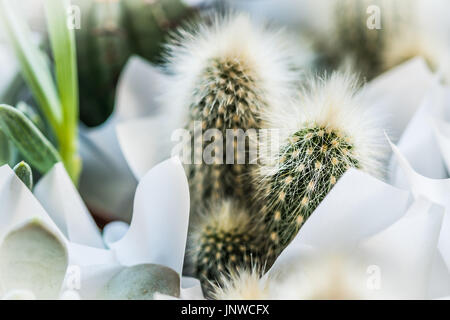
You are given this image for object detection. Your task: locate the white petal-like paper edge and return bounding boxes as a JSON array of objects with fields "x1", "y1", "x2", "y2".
[
  {"x1": 0, "y1": 165, "x2": 62, "y2": 236},
  {"x1": 79, "y1": 119, "x2": 138, "y2": 221},
  {"x1": 115, "y1": 55, "x2": 169, "y2": 121},
  {"x1": 180, "y1": 277, "x2": 204, "y2": 300},
  {"x1": 34, "y1": 163, "x2": 104, "y2": 248},
  {"x1": 360, "y1": 57, "x2": 434, "y2": 141},
  {"x1": 358, "y1": 197, "x2": 444, "y2": 299},
  {"x1": 103, "y1": 221, "x2": 129, "y2": 249},
  {"x1": 432, "y1": 105, "x2": 450, "y2": 175},
  {"x1": 390, "y1": 140, "x2": 450, "y2": 271},
  {"x1": 116, "y1": 116, "x2": 173, "y2": 180},
  {"x1": 66, "y1": 242, "x2": 119, "y2": 299},
  {"x1": 282, "y1": 168, "x2": 410, "y2": 251},
  {"x1": 110, "y1": 157, "x2": 190, "y2": 276},
  {"x1": 389, "y1": 83, "x2": 449, "y2": 188}
]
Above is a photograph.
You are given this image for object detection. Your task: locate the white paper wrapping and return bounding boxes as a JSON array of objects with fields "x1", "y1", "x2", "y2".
[
  {"x1": 79, "y1": 56, "x2": 184, "y2": 219},
  {"x1": 268, "y1": 61, "x2": 450, "y2": 299},
  {"x1": 0, "y1": 158, "x2": 203, "y2": 299}
]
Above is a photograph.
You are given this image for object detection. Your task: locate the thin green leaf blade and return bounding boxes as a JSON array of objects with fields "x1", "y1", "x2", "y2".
[
  {"x1": 44, "y1": 0, "x2": 81, "y2": 184},
  {"x1": 44, "y1": 0, "x2": 79, "y2": 130},
  {"x1": 0, "y1": 0, "x2": 62, "y2": 131},
  {"x1": 0, "y1": 104, "x2": 60, "y2": 174}
]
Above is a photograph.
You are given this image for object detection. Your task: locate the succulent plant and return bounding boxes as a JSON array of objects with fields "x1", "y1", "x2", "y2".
[
  {"x1": 190, "y1": 199, "x2": 263, "y2": 293},
  {"x1": 74, "y1": 0, "x2": 195, "y2": 127},
  {"x1": 163, "y1": 13, "x2": 301, "y2": 214},
  {"x1": 212, "y1": 267, "x2": 270, "y2": 300},
  {"x1": 13, "y1": 161, "x2": 33, "y2": 190},
  {"x1": 254, "y1": 73, "x2": 386, "y2": 263},
  {"x1": 315, "y1": 0, "x2": 415, "y2": 79}
]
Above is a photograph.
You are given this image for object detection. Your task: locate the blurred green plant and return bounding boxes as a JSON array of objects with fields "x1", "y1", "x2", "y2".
[
  {"x1": 0, "y1": 0, "x2": 81, "y2": 184},
  {"x1": 74, "y1": 0, "x2": 195, "y2": 127}
]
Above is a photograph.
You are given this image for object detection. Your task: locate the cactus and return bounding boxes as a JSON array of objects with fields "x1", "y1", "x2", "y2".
[
  {"x1": 73, "y1": 0, "x2": 194, "y2": 126},
  {"x1": 121, "y1": 0, "x2": 192, "y2": 63},
  {"x1": 164, "y1": 13, "x2": 300, "y2": 213},
  {"x1": 316, "y1": 0, "x2": 415, "y2": 79},
  {"x1": 190, "y1": 200, "x2": 263, "y2": 293},
  {"x1": 212, "y1": 267, "x2": 270, "y2": 300},
  {"x1": 254, "y1": 73, "x2": 385, "y2": 263}
]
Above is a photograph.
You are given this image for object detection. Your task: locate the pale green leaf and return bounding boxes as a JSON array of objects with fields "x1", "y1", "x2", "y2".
[
  {"x1": 0, "y1": 104, "x2": 60, "y2": 174},
  {"x1": 0, "y1": 220, "x2": 68, "y2": 299},
  {"x1": 100, "y1": 264, "x2": 181, "y2": 300},
  {"x1": 13, "y1": 161, "x2": 33, "y2": 190},
  {"x1": 44, "y1": 0, "x2": 79, "y2": 131}
]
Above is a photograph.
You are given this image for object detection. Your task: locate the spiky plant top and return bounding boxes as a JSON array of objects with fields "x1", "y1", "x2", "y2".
[
  {"x1": 163, "y1": 13, "x2": 301, "y2": 213},
  {"x1": 190, "y1": 199, "x2": 263, "y2": 293},
  {"x1": 212, "y1": 267, "x2": 270, "y2": 300},
  {"x1": 255, "y1": 73, "x2": 386, "y2": 262}
]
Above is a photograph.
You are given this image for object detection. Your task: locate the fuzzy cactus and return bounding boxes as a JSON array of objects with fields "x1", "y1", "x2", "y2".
[
  {"x1": 254, "y1": 73, "x2": 386, "y2": 263},
  {"x1": 212, "y1": 267, "x2": 270, "y2": 300},
  {"x1": 190, "y1": 200, "x2": 263, "y2": 292},
  {"x1": 163, "y1": 13, "x2": 300, "y2": 213}
]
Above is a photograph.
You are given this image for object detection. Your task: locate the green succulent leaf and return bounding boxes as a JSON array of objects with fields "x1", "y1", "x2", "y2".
[
  {"x1": 0, "y1": 220, "x2": 68, "y2": 299},
  {"x1": 16, "y1": 101, "x2": 47, "y2": 134},
  {"x1": 0, "y1": 104, "x2": 60, "y2": 174},
  {"x1": 0, "y1": 130, "x2": 12, "y2": 166},
  {"x1": 13, "y1": 161, "x2": 33, "y2": 190},
  {"x1": 100, "y1": 264, "x2": 180, "y2": 300}
]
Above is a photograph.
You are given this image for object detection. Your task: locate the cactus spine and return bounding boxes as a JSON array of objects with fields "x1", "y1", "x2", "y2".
[
  {"x1": 185, "y1": 56, "x2": 262, "y2": 210},
  {"x1": 254, "y1": 73, "x2": 385, "y2": 263},
  {"x1": 164, "y1": 14, "x2": 300, "y2": 214},
  {"x1": 190, "y1": 200, "x2": 262, "y2": 292},
  {"x1": 212, "y1": 267, "x2": 269, "y2": 300}
]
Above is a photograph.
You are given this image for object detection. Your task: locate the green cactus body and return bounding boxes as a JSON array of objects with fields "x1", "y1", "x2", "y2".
[
  {"x1": 74, "y1": 0, "x2": 194, "y2": 126},
  {"x1": 74, "y1": 0, "x2": 131, "y2": 126},
  {"x1": 186, "y1": 57, "x2": 262, "y2": 211},
  {"x1": 319, "y1": 0, "x2": 413, "y2": 79},
  {"x1": 121, "y1": 0, "x2": 192, "y2": 63},
  {"x1": 259, "y1": 123, "x2": 360, "y2": 262},
  {"x1": 191, "y1": 200, "x2": 262, "y2": 292}
]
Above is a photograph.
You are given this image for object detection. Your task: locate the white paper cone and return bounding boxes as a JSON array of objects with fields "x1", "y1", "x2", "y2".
[
  {"x1": 110, "y1": 157, "x2": 190, "y2": 276},
  {"x1": 34, "y1": 163, "x2": 104, "y2": 248}
]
